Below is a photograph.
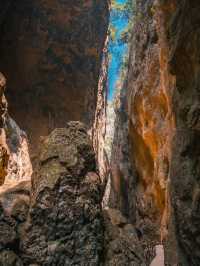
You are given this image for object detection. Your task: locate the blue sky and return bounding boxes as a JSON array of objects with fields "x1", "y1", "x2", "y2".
[
  {"x1": 107, "y1": 0, "x2": 130, "y2": 100},
  {"x1": 116, "y1": 0, "x2": 127, "y2": 4}
]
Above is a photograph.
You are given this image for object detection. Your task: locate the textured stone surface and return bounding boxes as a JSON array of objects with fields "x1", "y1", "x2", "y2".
[
  {"x1": 0, "y1": 250, "x2": 23, "y2": 266},
  {"x1": 103, "y1": 208, "x2": 145, "y2": 266},
  {"x1": 0, "y1": 146, "x2": 8, "y2": 186},
  {"x1": 109, "y1": 84, "x2": 136, "y2": 221},
  {"x1": 128, "y1": 0, "x2": 200, "y2": 265},
  {"x1": 0, "y1": 72, "x2": 32, "y2": 186},
  {"x1": 0, "y1": 120, "x2": 146, "y2": 265},
  {"x1": 21, "y1": 121, "x2": 104, "y2": 265},
  {"x1": 0, "y1": 0, "x2": 109, "y2": 153},
  {"x1": 4, "y1": 116, "x2": 32, "y2": 183},
  {"x1": 0, "y1": 73, "x2": 9, "y2": 185},
  {"x1": 0, "y1": 181, "x2": 30, "y2": 266},
  {"x1": 93, "y1": 36, "x2": 109, "y2": 182},
  {"x1": 168, "y1": 1, "x2": 200, "y2": 265},
  {"x1": 0, "y1": 202, "x2": 17, "y2": 250},
  {"x1": 92, "y1": 35, "x2": 111, "y2": 214},
  {"x1": 0, "y1": 72, "x2": 7, "y2": 133},
  {"x1": 0, "y1": 180, "x2": 30, "y2": 218},
  {"x1": 6, "y1": 1, "x2": 200, "y2": 264},
  {"x1": 128, "y1": 0, "x2": 174, "y2": 253}
]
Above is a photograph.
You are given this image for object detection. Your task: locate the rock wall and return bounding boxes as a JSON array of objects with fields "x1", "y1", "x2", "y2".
[
  {"x1": 128, "y1": 0, "x2": 175, "y2": 249},
  {"x1": 5, "y1": 117, "x2": 32, "y2": 182},
  {"x1": 128, "y1": 0, "x2": 200, "y2": 265},
  {"x1": 0, "y1": 73, "x2": 9, "y2": 185},
  {"x1": 2, "y1": 0, "x2": 200, "y2": 265},
  {"x1": 0, "y1": 0, "x2": 109, "y2": 154},
  {"x1": 0, "y1": 73, "x2": 32, "y2": 188},
  {"x1": 168, "y1": 1, "x2": 200, "y2": 265},
  {"x1": 93, "y1": 35, "x2": 109, "y2": 182}
]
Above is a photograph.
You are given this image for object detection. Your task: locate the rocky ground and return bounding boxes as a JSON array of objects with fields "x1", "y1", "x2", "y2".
[{"x1": 0, "y1": 121, "x2": 145, "y2": 266}]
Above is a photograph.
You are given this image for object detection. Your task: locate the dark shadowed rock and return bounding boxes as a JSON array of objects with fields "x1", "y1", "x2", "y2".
[
  {"x1": 0, "y1": 0, "x2": 109, "y2": 154},
  {"x1": 167, "y1": 1, "x2": 200, "y2": 265},
  {"x1": 0, "y1": 202, "x2": 17, "y2": 250},
  {"x1": 0, "y1": 250, "x2": 23, "y2": 266},
  {"x1": 0, "y1": 180, "x2": 31, "y2": 217},
  {"x1": 103, "y1": 208, "x2": 145, "y2": 266},
  {"x1": 0, "y1": 181, "x2": 30, "y2": 265},
  {"x1": 21, "y1": 121, "x2": 103, "y2": 265},
  {"x1": 0, "y1": 120, "x2": 146, "y2": 265}
]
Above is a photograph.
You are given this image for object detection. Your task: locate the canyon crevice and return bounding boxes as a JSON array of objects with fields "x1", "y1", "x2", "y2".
[{"x1": 0, "y1": 0, "x2": 200, "y2": 265}]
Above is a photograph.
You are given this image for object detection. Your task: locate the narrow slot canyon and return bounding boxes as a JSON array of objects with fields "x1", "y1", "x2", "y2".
[{"x1": 0, "y1": 1, "x2": 199, "y2": 266}]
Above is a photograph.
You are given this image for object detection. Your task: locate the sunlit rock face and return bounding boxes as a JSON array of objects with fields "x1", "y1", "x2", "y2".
[
  {"x1": 129, "y1": 0, "x2": 173, "y2": 238},
  {"x1": 93, "y1": 35, "x2": 109, "y2": 183},
  {"x1": 93, "y1": 0, "x2": 135, "y2": 220},
  {"x1": 0, "y1": 73, "x2": 9, "y2": 186},
  {"x1": 128, "y1": 0, "x2": 200, "y2": 265},
  {"x1": 5, "y1": 117, "x2": 32, "y2": 182},
  {"x1": 0, "y1": 0, "x2": 109, "y2": 154},
  {"x1": 0, "y1": 73, "x2": 32, "y2": 189},
  {"x1": 128, "y1": 0, "x2": 176, "y2": 262}
]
